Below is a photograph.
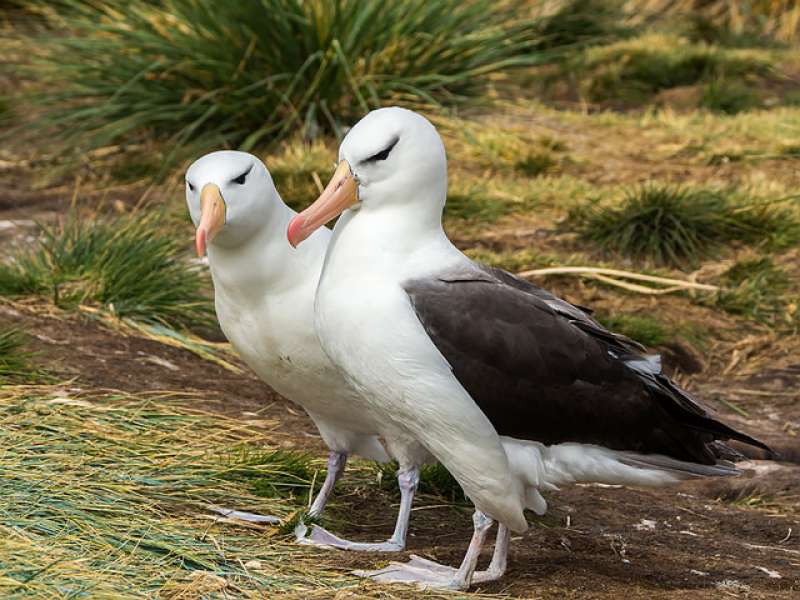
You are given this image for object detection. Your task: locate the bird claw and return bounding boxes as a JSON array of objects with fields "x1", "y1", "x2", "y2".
[
  {"x1": 353, "y1": 555, "x2": 465, "y2": 590},
  {"x1": 295, "y1": 523, "x2": 403, "y2": 552},
  {"x1": 209, "y1": 506, "x2": 281, "y2": 524}
]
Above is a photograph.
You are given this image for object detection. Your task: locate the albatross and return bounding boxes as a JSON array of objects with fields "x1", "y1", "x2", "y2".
[
  {"x1": 186, "y1": 150, "x2": 431, "y2": 550},
  {"x1": 287, "y1": 107, "x2": 773, "y2": 590}
]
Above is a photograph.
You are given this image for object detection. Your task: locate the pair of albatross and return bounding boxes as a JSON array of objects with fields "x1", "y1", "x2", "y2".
[{"x1": 188, "y1": 107, "x2": 771, "y2": 590}]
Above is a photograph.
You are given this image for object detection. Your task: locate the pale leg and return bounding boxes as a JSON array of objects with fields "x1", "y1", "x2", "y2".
[
  {"x1": 308, "y1": 450, "x2": 348, "y2": 517},
  {"x1": 216, "y1": 450, "x2": 349, "y2": 526},
  {"x1": 473, "y1": 523, "x2": 509, "y2": 583},
  {"x1": 297, "y1": 465, "x2": 420, "y2": 552},
  {"x1": 355, "y1": 511, "x2": 509, "y2": 590}
]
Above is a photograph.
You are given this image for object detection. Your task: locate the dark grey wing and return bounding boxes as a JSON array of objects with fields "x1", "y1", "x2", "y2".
[{"x1": 405, "y1": 262, "x2": 771, "y2": 464}]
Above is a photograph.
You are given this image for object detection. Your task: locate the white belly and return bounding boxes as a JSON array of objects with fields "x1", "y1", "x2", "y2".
[
  {"x1": 316, "y1": 266, "x2": 528, "y2": 531},
  {"x1": 215, "y1": 284, "x2": 387, "y2": 461}
]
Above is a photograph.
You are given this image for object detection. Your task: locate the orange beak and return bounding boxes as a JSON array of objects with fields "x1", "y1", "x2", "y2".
[
  {"x1": 287, "y1": 160, "x2": 359, "y2": 248},
  {"x1": 195, "y1": 183, "x2": 227, "y2": 257}
]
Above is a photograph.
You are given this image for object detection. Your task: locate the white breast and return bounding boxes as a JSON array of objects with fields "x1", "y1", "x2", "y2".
[
  {"x1": 316, "y1": 210, "x2": 529, "y2": 531},
  {"x1": 210, "y1": 229, "x2": 388, "y2": 462}
]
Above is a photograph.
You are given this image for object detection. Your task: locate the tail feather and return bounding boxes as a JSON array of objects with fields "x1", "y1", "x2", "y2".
[
  {"x1": 618, "y1": 452, "x2": 740, "y2": 479},
  {"x1": 640, "y1": 372, "x2": 774, "y2": 457}
]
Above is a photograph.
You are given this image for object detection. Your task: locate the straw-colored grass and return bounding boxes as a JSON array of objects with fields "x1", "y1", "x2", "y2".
[
  {"x1": 0, "y1": 327, "x2": 41, "y2": 383},
  {"x1": 0, "y1": 389, "x2": 303, "y2": 597},
  {"x1": 0, "y1": 388, "x2": 501, "y2": 599}
]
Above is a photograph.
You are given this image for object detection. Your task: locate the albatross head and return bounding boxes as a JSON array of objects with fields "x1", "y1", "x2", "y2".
[
  {"x1": 287, "y1": 107, "x2": 447, "y2": 247},
  {"x1": 186, "y1": 150, "x2": 278, "y2": 256}
]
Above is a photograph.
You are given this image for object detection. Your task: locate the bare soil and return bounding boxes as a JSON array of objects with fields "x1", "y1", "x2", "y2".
[{"x1": 2, "y1": 295, "x2": 798, "y2": 599}]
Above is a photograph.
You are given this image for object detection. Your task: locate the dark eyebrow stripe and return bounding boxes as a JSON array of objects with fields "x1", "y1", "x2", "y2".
[
  {"x1": 363, "y1": 136, "x2": 400, "y2": 163},
  {"x1": 231, "y1": 164, "x2": 253, "y2": 183}
]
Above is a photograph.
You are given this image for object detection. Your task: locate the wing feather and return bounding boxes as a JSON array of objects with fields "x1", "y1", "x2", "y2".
[{"x1": 405, "y1": 262, "x2": 771, "y2": 465}]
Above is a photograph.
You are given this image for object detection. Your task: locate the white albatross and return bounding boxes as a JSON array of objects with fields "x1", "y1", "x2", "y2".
[
  {"x1": 186, "y1": 150, "x2": 432, "y2": 550},
  {"x1": 287, "y1": 107, "x2": 773, "y2": 590}
]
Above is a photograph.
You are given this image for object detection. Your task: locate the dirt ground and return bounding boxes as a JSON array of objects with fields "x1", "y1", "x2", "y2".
[{"x1": 1, "y1": 287, "x2": 798, "y2": 599}]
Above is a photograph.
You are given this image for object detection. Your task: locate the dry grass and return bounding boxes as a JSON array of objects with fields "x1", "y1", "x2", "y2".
[{"x1": 0, "y1": 387, "x2": 501, "y2": 599}]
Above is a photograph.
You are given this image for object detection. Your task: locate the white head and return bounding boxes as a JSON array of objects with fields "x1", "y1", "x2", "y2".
[
  {"x1": 287, "y1": 107, "x2": 447, "y2": 247},
  {"x1": 186, "y1": 150, "x2": 280, "y2": 256}
]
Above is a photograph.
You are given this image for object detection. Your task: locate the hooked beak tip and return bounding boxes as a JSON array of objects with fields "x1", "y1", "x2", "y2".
[{"x1": 287, "y1": 215, "x2": 305, "y2": 248}]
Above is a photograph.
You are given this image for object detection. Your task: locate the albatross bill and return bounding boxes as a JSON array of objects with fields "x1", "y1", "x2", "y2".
[
  {"x1": 195, "y1": 182, "x2": 227, "y2": 257},
  {"x1": 288, "y1": 160, "x2": 358, "y2": 248}
]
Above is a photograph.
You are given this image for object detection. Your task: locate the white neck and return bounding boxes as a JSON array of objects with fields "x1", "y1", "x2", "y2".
[
  {"x1": 208, "y1": 201, "x2": 327, "y2": 299},
  {"x1": 323, "y1": 191, "x2": 460, "y2": 284}
]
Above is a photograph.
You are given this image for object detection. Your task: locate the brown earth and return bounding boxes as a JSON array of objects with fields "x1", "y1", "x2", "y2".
[{"x1": 2, "y1": 286, "x2": 798, "y2": 599}]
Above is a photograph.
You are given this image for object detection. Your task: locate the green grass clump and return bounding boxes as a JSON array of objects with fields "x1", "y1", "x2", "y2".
[
  {"x1": 376, "y1": 461, "x2": 465, "y2": 503},
  {"x1": 578, "y1": 34, "x2": 771, "y2": 105},
  {"x1": 445, "y1": 189, "x2": 515, "y2": 223},
  {"x1": 514, "y1": 151, "x2": 557, "y2": 177},
  {"x1": 778, "y1": 144, "x2": 800, "y2": 158},
  {"x1": 23, "y1": 0, "x2": 556, "y2": 163},
  {"x1": 783, "y1": 90, "x2": 800, "y2": 106},
  {"x1": 0, "y1": 328, "x2": 40, "y2": 383},
  {"x1": 570, "y1": 185, "x2": 800, "y2": 267},
  {"x1": 535, "y1": 0, "x2": 630, "y2": 50},
  {"x1": 700, "y1": 78, "x2": 763, "y2": 114},
  {"x1": 714, "y1": 257, "x2": 794, "y2": 325},
  {"x1": 0, "y1": 212, "x2": 212, "y2": 329},
  {"x1": 220, "y1": 445, "x2": 315, "y2": 500},
  {"x1": 596, "y1": 313, "x2": 670, "y2": 348},
  {"x1": 109, "y1": 156, "x2": 161, "y2": 183}
]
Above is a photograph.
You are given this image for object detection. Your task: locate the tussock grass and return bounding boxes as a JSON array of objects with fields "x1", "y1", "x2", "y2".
[
  {"x1": 575, "y1": 33, "x2": 772, "y2": 105},
  {"x1": 0, "y1": 211, "x2": 212, "y2": 329},
  {"x1": 714, "y1": 257, "x2": 796, "y2": 326},
  {"x1": 514, "y1": 151, "x2": 558, "y2": 177},
  {"x1": 569, "y1": 185, "x2": 800, "y2": 267},
  {"x1": 535, "y1": 0, "x2": 631, "y2": 51},
  {"x1": 595, "y1": 313, "x2": 670, "y2": 347},
  {"x1": 22, "y1": 0, "x2": 557, "y2": 163},
  {"x1": 0, "y1": 327, "x2": 41, "y2": 383},
  {"x1": 376, "y1": 461, "x2": 465, "y2": 503},
  {"x1": 700, "y1": 78, "x2": 763, "y2": 114},
  {"x1": 641, "y1": 0, "x2": 800, "y2": 45},
  {"x1": 108, "y1": 155, "x2": 161, "y2": 183}
]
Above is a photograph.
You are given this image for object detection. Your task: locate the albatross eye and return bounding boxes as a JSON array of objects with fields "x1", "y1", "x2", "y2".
[
  {"x1": 187, "y1": 181, "x2": 195, "y2": 192},
  {"x1": 231, "y1": 165, "x2": 253, "y2": 185},
  {"x1": 364, "y1": 137, "x2": 399, "y2": 163}
]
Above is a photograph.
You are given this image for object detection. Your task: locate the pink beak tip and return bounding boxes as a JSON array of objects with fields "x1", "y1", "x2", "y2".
[{"x1": 287, "y1": 215, "x2": 305, "y2": 248}]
